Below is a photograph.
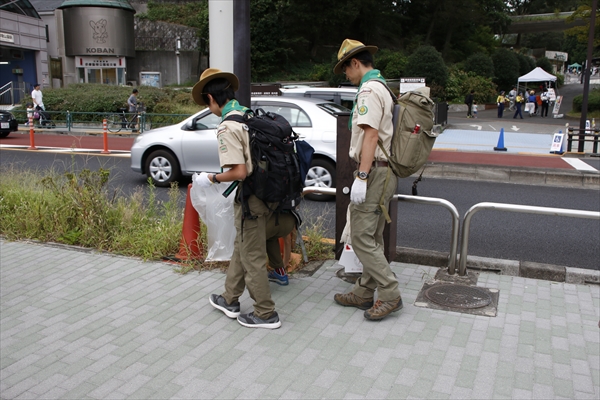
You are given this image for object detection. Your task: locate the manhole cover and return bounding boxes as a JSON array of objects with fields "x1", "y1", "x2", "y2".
[{"x1": 424, "y1": 284, "x2": 492, "y2": 309}]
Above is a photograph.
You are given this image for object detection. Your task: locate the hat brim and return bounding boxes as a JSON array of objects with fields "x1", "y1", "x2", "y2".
[
  {"x1": 192, "y1": 72, "x2": 240, "y2": 106},
  {"x1": 333, "y1": 45, "x2": 378, "y2": 75}
]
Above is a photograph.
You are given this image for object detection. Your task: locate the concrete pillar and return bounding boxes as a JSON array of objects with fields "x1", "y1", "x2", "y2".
[{"x1": 208, "y1": 0, "x2": 234, "y2": 72}]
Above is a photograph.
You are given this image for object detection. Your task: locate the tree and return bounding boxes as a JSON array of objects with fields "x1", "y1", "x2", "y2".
[
  {"x1": 405, "y1": 45, "x2": 448, "y2": 96},
  {"x1": 516, "y1": 52, "x2": 535, "y2": 75},
  {"x1": 464, "y1": 53, "x2": 495, "y2": 78},
  {"x1": 565, "y1": 0, "x2": 600, "y2": 53},
  {"x1": 536, "y1": 57, "x2": 554, "y2": 73},
  {"x1": 491, "y1": 48, "x2": 520, "y2": 91}
]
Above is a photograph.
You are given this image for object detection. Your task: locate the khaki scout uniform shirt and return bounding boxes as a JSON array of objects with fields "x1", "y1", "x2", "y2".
[
  {"x1": 349, "y1": 80, "x2": 394, "y2": 163},
  {"x1": 216, "y1": 110, "x2": 253, "y2": 175}
]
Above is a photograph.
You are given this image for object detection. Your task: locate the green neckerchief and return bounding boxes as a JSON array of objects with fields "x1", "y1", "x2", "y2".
[
  {"x1": 349, "y1": 69, "x2": 386, "y2": 129},
  {"x1": 221, "y1": 99, "x2": 249, "y2": 121}
]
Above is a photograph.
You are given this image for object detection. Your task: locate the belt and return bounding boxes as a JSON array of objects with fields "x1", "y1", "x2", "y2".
[{"x1": 373, "y1": 160, "x2": 388, "y2": 168}]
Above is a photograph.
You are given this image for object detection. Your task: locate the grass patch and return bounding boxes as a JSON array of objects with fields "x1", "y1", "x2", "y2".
[
  {"x1": 0, "y1": 164, "x2": 335, "y2": 273},
  {"x1": 0, "y1": 164, "x2": 183, "y2": 260}
]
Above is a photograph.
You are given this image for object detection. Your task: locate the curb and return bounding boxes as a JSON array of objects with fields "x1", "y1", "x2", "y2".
[
  {"x1": 422, "y1": 162, "x2": 600, "y2": 189},
  {"x1": 394, "y1": 246, "x2": 600, "y2": 285}
]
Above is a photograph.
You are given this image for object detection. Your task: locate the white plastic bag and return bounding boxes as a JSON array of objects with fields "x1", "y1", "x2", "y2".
[{"x1": 190, "y1": 182, "x2": 235, "y2": 261}]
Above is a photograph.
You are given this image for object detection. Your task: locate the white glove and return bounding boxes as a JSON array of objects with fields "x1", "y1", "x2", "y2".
[
  {"x1": 350, "y1": 178, "x2": 367, "y2": 204},
  {"x1": 193, "y1": 172, "x2": 212, "y2": 188}
]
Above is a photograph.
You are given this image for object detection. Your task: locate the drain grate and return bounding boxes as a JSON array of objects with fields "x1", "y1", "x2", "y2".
[{"x1": 424, "y1": 284, "x2": 492, "y2": 309}]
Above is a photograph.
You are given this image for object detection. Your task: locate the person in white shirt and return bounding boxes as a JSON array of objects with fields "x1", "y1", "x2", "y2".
[{"x1": 31, "y1": 84, "x2": 44, "y2": 111}]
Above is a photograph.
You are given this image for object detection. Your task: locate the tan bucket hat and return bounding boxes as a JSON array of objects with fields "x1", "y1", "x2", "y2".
[
  {"x1": 333, "y1": 39, "x2": 378, "y2": 75},
  {"x1": 192, "y1": 68, "x2": 240, "y2": 105}
]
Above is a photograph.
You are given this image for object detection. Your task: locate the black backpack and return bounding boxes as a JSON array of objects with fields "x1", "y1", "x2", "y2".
[{"x1": 225, "y1": 109, "x2": 313, "y2": 217}]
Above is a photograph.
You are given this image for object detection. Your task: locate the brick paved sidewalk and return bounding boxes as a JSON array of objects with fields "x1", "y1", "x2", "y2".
[{"x1": 1, "y1": 240, "x2": 599, "y2": 399}]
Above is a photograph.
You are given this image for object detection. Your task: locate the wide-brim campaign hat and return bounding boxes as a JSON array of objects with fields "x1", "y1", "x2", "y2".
[
  {"x1": 333, "y1": 39, "x2": 378, "y2": 75},
  {"x1": 192, "y1": 68, "x2": 239, "y2": 106}
]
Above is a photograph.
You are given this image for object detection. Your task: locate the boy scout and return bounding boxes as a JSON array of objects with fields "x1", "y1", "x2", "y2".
[
  {"x1": 332, "y1": 39, "x2": 403, "y2": 321},
  {"x1": 192, "y1": 68, "x2": 295, "y2": 329}
]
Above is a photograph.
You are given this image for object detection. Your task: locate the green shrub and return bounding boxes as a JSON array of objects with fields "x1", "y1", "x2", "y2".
[
  {"x1": 464, "y1": 53, "x2": 494, "y2": 79},
  {"x1": 573, "y1": 88, "x2": 600, "y2": 112},
  {"x1": 17, "y1": 84, "x2": 200, "y2": 123},
  {"x1": 376, "y1": 49, "x2": 408, "y2": 80},
  {"x1": 491, "y1": 48, "x2": 520, "y2": 92},
  {"x1": 405, "y1": 45, "x2": 448, "y2": 98},
  {"x1": 445, "y1": 67, "x2": 497, "y2": 104}
]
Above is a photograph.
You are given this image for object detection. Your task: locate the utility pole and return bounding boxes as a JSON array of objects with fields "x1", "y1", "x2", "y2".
[
  {"x1": 578, "y1": 0, "x2": 597, "y2": 152},
  {"x1": 233, "y1": 0, "x2": 251, "y2": 107}
]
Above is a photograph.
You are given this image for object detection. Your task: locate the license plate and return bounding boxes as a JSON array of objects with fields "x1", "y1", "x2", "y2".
[{"x1": 0, "y1": 122, "x2": 8, "y2": 129}]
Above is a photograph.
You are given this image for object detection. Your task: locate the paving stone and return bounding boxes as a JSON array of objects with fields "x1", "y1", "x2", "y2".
[{"x1": 1, "y1": 240, "x2": 599, "y2": 399}]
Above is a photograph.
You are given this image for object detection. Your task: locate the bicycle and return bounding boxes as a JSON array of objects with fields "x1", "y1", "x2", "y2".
[{"x1": 105, "y1": 103, "x2": 151, "y2": 133}]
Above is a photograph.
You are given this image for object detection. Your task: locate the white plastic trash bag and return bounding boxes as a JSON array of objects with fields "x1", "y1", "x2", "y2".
[
  {"x1": 338, "y1": 244, "x2": 363, "y2": 273},
  {"x1": 190, "y1": 181, "x2": 235, "y2": 261}
]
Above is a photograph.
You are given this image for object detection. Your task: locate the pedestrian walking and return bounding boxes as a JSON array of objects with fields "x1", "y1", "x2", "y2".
[
  {"x1": 193, "y1": 68, "x2": 296, "y2": 329},
  {"x1": 127, "y1": 89, "x2": 139, "y2": 132},
  {"x1": 527, "y1": 90, "x2": 537, "y2": 117},
  {"x1": 332, "y1": 39, "x2": 403, "y2": 321},
  {"x1": 540, "y1": 88, "x2": 550, "y2": 117},
  {"x1": 465, "y1": 90, "x2": 474, "y2": 118},
  {"x1": 31, "y1": 83, "x2": 44, "y2": 111},
  {"x1": 496, "y1": 91, "x2": 506, "y2": 118},
  {"x1": 513, "y1": 92, "x2": 524, "y2": 119}
]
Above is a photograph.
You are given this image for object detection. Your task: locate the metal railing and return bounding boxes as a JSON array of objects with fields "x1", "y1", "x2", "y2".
[
  {"x1": 566, "y1": 127, "x2": 600, "y2": 154},
  {"x1": 8, "y1": 109, "x2": 193, "y2": 133},
  {"x1": 458, "y1": 202, "x2": 600, "y2": 276},
  {"x1": 395, "y1": 194, "x2": 460, "y2": 274},
  {"x1": 0, "y1": 82, "x2": 14, "y2": 105},
  {"x1": 301, "y1": 187, "x2": 460, "y2": 273}
]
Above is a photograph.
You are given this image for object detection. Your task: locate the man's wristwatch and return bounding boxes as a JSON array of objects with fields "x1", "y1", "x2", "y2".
[
  {"x1": 212, "y1": 174, "x2": 220, "y2": 184},
  {"x1": 357, "y1": 171, "x2": 369, "y2": 180}
]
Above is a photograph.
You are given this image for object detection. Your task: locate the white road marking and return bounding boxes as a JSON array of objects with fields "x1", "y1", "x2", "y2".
[
  {"x1": 0, "y1": 144, "x2": 131, "y2": 157},
  {"x1": 562, "y1": 158, "x2": 598, "y2": 171},
  {"x1": 511, "y1": 125, "x2": 520, "y2": 131},
  {"x1": 470, "y1": 125, "x2": 482, "y2": 131}
]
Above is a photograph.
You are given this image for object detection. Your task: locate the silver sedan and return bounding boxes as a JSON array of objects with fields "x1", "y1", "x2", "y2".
[{"x1": 130, "y1": 96, "x2": 348, "y2": 200}]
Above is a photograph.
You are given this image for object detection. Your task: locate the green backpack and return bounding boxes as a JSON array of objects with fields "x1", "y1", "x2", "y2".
[{"x1": 376, "y1": 84, "x2": 438, "y2": 178}]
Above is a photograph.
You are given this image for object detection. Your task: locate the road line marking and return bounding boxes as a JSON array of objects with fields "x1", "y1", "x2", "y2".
[{"x1": 562, "y1": 158, "x2": 599, "y2": 171}]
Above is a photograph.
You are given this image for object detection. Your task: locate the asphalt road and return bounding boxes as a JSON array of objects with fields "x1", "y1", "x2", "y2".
[{"x1": 2, "y1": 150, "x2": 598, "y2": 271}]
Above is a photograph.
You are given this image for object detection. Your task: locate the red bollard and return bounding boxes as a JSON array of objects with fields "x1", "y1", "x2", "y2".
[
  {"x1": 27, "y1": 116, "x2": 37, "y2": 150},
  {"x1": 164, "y1": 184, "x2": 203, "y2": 263},
  {"x1": 101, "y1": 118, "x2": 110, "y2": 154}
]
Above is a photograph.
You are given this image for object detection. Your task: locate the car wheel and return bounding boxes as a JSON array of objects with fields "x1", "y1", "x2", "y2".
[
  {"x1": 0, "y1": 131, "x2": 9, "y2": 138},
  {"x1": 145, "y1": 149, "x2": 181, "y2": 187},
  {"x1": 304, "y1": 158, "x2": 336, "y2": 201}
]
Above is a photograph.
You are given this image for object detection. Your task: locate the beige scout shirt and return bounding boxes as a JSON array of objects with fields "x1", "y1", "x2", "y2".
[
  {"x1": 349, "y1": 80, "x2": 394, "y2": 164},
  {"x1": 216, "y1": 110, "x2": 253, "y2": 175}
]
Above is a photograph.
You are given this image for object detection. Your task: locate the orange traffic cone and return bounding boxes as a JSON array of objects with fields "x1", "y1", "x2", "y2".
[{"x1": 164, "y1": 184, "x2": 203, "y2": 263}]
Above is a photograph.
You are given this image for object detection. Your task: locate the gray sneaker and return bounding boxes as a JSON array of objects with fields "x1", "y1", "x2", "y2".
[
  {"x1": 209, "y1": 294, "x2": 240, "y2": 318},
  {"x1": 237, "y1": 311, "x2": 281, "y2": 329}
]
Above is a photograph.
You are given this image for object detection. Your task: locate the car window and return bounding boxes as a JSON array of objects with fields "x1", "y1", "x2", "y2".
[
  {"x1": 257, "y1": 105, "x2": 312, "y2": 128},
  {"x1": 192, "y1": 112, "x2": 221, "y2": 130},
  {"x1": 318, "y1": 102, "x2": 351, "y2": 115}
]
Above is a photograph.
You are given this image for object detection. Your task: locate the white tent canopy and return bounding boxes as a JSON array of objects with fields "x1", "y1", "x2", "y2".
[{"x1": 517, "y1": 67, "x2": 557, "y2": 82}]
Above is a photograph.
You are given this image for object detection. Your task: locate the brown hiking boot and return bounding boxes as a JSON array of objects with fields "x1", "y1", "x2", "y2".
[
  {"x1": 334, "y1": 292, "x2": 374, "y2": 310},
  {"x1": 364, "y1": 296, "x2": 403, "y2": 321}
]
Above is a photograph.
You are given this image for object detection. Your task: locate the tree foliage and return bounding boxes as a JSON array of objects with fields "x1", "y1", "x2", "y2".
[
  {"x1": 405, "y1": 45, "x2": 448, "y2": 97},
  {"x1": 536, "y1": 56, "x2": 555, "y2": 73},
  {"x1": 464, "y1": 53, "x2": 495, "y2": 78},
  {"x1": 492, "y1": 48, "x2": 520, "y2": 91},
  {"x1": 565, "y1": 0, "x2": 600, "y2": 52}
]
